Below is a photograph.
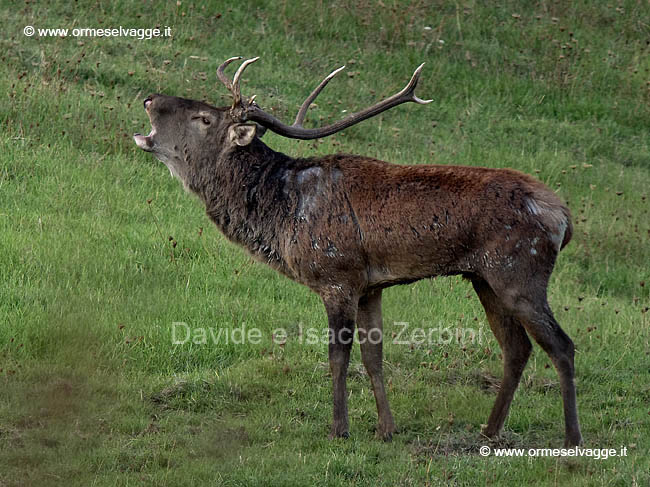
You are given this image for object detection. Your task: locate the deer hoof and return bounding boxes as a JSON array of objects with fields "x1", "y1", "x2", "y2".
[
  {"x1": 377, "y1": 424, "x2": 397, "y2": 442},
  {"x1": 480, "y1": 425, "x2": 500, "y2": 440},
  {"x1": 564, "y1": 433, "x2": 583, "y2": 447},
  {"x1": 328, "y1": 431, "x2": 350, "y2": 440},
  {"x1": 328, "y1": 424, "x2": 350, "y2": 439},
  {"x1": 378, "y1": 431, "x2": 393, "y2": 442}
]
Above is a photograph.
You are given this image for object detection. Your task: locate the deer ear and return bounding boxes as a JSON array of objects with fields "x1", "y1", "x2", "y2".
[{"x1": 228, "y1": 124, "x2": 257, "y2": 146}]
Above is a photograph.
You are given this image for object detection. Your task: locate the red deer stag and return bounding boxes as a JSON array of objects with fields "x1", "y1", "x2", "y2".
[{"x1": 134, "y1": 56, "x2": 582, "y2": 447}]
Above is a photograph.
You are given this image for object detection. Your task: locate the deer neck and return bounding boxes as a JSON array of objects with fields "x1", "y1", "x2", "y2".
[{"x1": 202, "y1": 142, "x2": 294, "y2": 274}]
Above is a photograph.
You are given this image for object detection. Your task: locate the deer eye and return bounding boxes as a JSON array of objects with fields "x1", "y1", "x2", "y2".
[{"x1": 192, "y1": 115, "x2": 211, "y2": 126}]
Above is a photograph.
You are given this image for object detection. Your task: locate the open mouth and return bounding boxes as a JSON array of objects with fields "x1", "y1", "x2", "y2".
[
  {"x1": 133, "y1": 129, "x2": 155, "y2": 151},
  {"x1": 133, "y1": 96, "x2": 156, "y2": 151}
]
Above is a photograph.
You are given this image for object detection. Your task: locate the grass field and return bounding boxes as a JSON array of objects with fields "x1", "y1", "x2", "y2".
[{"x1": 1, "y1": 0, "x2": 649, "y2": 485}]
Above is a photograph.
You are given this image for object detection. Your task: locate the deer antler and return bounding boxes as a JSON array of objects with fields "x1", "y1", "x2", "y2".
[
  {"x1": 216, "y1": 57, "x2": 432, "y2": 140},
  {"x1": 217, "y1": 56, "x2": 260, "y2": 108}
]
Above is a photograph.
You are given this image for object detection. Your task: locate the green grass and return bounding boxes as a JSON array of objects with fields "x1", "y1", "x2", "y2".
[{"x1": 1, "y1": 0, "x2": 649, "y2": 485}]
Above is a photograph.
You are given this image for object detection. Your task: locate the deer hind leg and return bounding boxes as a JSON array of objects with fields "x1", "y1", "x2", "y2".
[
  {"x1": 484, "y1": 271, "x2": 583, "y2": 447},
  {"x1": 472, "y1": 279, "x2": 533, "y2": 439},
  {"x1": 514, "y1": 301, "x2": 583, "y2": 447},
  {"x1": 357, "y1": 289, "x2": 397, "y2": 441}
]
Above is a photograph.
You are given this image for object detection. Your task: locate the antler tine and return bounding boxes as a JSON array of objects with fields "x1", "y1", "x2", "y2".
[
  {"x1": 217, "y1": 56, "x2": 243, "y2": 91},
  {"x1": 231, "y1": 57, "x2": 260, "y2": 105},
  {"x1": 294, "y1": 65, "x2": 346, "y2": 127},
  {"x1": 400, "y1": 63, "x2": 433, "y2": 105}
]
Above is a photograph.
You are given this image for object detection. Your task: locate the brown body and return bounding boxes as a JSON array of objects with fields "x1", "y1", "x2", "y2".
[
  {"x1": 134, "y1": 58, "x2": 583, "y2": 447},
  {"x1": 281, "y1": 156, "x2": 570, "y2": 290}
]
